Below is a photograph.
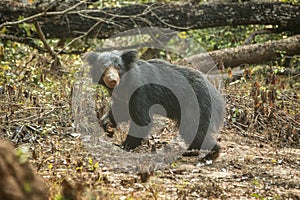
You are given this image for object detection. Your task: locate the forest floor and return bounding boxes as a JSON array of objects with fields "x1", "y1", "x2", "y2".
[
  {"x1": 31, "y1": 128, "x2": 300, "y2": 199},
  {"x1": 1, "y1": 63, "x2": 299, "y2": 199}
]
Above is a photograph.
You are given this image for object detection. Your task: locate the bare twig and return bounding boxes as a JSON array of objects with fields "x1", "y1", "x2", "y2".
[
  {"x1": 0, "y1": 34, "x2": 45, "y2": 52},
  {"x1": 0, "y1": 0, "x2": 87, "y2": 29},
  {"x1": 243, "y1": 29, "x2": 278, "y2": 45},
  {"x1": 57, "y1": 20, "x2": 103, "y2": 55},
  {"x1": 9, "y1": 106, "x2": 67, "y2": 123},
  {"x1": 34, "y1": 21, "x2": 56, "y2": 58}
]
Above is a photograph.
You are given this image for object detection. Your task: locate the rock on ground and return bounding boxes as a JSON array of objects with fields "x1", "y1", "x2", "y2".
[{"x1": 0, "y1": 140, "x2": 48, "y2": 200}]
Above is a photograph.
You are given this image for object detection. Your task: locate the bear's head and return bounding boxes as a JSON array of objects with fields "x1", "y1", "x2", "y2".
[{"x1": 85, "y1": 49, "x2": 138, "y2": 89}]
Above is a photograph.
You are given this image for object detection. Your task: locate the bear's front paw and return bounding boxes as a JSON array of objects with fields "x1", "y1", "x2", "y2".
[
  {"x1": 123, "y1": 135, "x2": 143, "y2": 151},
  {"x1": 101, "y1": 121, "x2": 116, "y2": 137}
]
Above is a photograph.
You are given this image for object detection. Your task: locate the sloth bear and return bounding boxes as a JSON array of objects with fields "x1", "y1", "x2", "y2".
[{"x1": 85, "y1": 49, "x2": 225, "y2": 157}]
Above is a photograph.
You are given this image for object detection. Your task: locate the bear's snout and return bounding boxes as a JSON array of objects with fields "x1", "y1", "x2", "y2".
[{"x1": 103, "y1": 66, "x2": 120, "y2": 89}]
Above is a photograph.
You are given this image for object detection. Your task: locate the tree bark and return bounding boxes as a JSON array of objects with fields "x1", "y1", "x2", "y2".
[
  {"x1": 0, "y1": 1, "x2": 299, "y2": 39},
  {"x1": 187, "y1": 34, "x2": 300, "y2": 70}
]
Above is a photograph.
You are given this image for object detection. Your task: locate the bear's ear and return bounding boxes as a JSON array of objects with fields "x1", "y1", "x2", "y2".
[
  {"x1": 85, "y1": 51, "x2": 98, "y2": 66},
  {"x1": 121, "y1": 49, "x2": 137, "y2": 66}
]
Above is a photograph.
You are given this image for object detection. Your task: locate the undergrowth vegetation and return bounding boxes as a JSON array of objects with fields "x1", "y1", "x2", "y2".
[{"x1": 0, "y1": 25, "x2": 299, "y2": 199}]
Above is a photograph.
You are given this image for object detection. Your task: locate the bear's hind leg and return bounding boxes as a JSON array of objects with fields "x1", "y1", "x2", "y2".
[{"x1": 187, "y1": 131, "x2": 220, "y2": 160}]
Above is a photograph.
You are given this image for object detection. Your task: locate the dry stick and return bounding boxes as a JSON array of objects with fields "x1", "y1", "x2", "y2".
[
  {"x1": 243, "y1": 29, "x2": 277, "y2": 45},
  {"x1": 34, "y1": 21, "x2": 56, "y2": 59},
  {"x1": 57, "y1": 20, "x2": 103, "y2": 55},
  {"x1": 0, "y1": 34, "x2": 45, "y2": 52},
  {"x1": 0, "y1": 2, "x2": 184, "y2": 55},
  {"x1": 60, "y1": 5, "x2": 154, "y2": 54},
  {"x1": 33, "y1": 21, "x2": 63, "y2": 71},
  {"x1": 10, "y1": 106, "x2": 67, "y2": 123},
  {"x1": 0, "y1": 0, "x2": 86, "y2": 29},
  {"x1": 0, "y1": 1, "x2": 87, "y2": 55}
]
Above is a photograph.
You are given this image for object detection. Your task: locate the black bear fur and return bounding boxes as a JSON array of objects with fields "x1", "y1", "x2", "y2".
[{"x1": 85, "y1": 49, "x2": 225, "y2": 156}]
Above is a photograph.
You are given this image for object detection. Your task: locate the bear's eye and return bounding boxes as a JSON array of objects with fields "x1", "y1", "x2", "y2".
[{"x1": 116, "y1": 64, "x2": 122, "y2": 70}]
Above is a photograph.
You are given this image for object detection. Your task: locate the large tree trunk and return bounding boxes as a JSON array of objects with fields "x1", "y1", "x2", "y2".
[
  {"x1": 187, "y1": 34, "x2": 300, "y2": 70},
  {"x1": 0, "y1": 1, "x2": 299, "y2": 39}
]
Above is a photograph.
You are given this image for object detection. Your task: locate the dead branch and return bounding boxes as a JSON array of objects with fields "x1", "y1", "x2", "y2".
[
  {"x1": 0, "y1": 1, "x2": 299, "y2": 40},
  {"x1": 187, "y1": 34, "x2": 300, "y2": 70},
  {"x1": 34, "y1": 21, "x2": 56, "y2": 58}
]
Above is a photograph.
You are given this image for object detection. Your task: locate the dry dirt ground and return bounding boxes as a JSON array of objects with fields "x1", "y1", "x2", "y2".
[
  {"x1": 1, "y1": 71, "x2": 299, "y2": 199},
  {"x1": 23, "y1": 127, "x2": 299, "y2": 200}
]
